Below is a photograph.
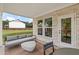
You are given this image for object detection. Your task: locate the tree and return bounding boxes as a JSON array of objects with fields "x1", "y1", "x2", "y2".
[
  {"x1": 25, "y1": 22, "x2": 33, "y2": 28},
  {"x1": 3, "y1": 19, "x2": 9, "y2": 29}
]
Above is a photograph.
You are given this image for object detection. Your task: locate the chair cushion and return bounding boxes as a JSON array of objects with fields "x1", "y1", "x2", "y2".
[
  {"x1": 18, "y1": 34, "x2": 27, "y2": 39},
  {"x1": 7, "y1": 35, "x2": 18, "y2": 41}
]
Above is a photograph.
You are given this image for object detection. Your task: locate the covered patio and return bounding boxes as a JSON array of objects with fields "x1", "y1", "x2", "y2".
[{"x1": 1, "y1": 3, "x2": 79, "y2": 55}]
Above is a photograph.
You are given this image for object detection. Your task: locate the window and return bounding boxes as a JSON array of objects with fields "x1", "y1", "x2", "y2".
[
  {"x1": 37, "y1": 17, "x2": 52, "y2": 37},
  {"x1": 38, "y1": 28, "x2": 43, "y2": 35},
  {"x1": 45, "y1": 28, "x2": 52, "y2": 37},
  {"x1": 38, "y1": 20, "x2": 43, "y2": 27},
  {"x1": 37, "y1": 20, "x2": 43, "y2": 35},
  {"x1": 45, "y1": 17, "x2": 52, "y2": 27},
  {"x1": 44, "y1": 17, "x2": 52, "y2": 37}
]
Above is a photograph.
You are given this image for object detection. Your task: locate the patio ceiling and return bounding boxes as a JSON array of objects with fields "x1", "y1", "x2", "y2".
[{"x1": 2, "y1": 3, "x2": 75, "y2": 18}]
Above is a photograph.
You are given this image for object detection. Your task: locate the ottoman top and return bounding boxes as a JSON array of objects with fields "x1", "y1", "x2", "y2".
[{"x1": 21, "y1": 41, "x2": 36, "y2": 47}]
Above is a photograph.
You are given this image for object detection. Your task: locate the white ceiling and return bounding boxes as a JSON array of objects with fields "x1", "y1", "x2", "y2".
[{"x1": 3, "y1": 3, "x2": 75, "y2": 18}]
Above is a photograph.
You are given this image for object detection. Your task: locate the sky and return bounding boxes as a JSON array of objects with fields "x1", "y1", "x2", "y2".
[{"x1": 2, "y1": 12, "x2": 33, "y2": 23}]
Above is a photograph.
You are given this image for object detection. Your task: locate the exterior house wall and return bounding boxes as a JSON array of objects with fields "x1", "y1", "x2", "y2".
[
  {"x1": 9, "y1": 21, "x2": 25, "y2": 29},
  {"x1": 33, "y1": 4, "x2": 79, "y2": 49},
  {"x1": 75, "y1": 8, "x2": 79, "y2": 49}
]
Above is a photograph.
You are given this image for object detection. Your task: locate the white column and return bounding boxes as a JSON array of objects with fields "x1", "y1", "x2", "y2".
[
  {"x1": 0, "y1": 4, "x2": 5, "y2": 55},
  {"x1": 33, "y1": 18, "x2": 37, "y2": 36}
]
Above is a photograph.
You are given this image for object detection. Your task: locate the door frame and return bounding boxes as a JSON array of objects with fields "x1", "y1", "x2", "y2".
[{"x1": 58, "y1": 13, "x2": 76, "y2": 48}]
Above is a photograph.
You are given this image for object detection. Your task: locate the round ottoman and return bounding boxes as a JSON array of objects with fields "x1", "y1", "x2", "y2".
[{"x1": 21, "y1": 41, "x2": 36, "y2": 52}]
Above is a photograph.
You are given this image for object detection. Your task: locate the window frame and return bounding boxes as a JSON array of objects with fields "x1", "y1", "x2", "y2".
[
  {"x1": 37, "y1": 20, "x2": 43, "y2": 35},
  {"x1": 37, "y1": 17, "x2": 53, "y2": 37}
]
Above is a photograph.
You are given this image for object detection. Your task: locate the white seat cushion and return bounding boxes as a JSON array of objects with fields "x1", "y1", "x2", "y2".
[
  {"x1": 21, "y1": 41, "x2": 36, "y2": 52},
  {"x1": 6, "y1": 36, "x2": 35, "y2": 47}
]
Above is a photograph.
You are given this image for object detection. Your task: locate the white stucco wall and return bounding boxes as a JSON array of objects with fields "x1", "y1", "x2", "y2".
[
  {"x1": 76, "y1": 12, "x2": 79, "y2": 49},
  {"x1": 9, "y1": 21, "x2": 25, "y2": 28},
  {"x1": 33, "y1": 13, "x2": 77, "y2": 49},
  {"x1": 33, "y1": 4, "x2": 79, "y2": 49}
]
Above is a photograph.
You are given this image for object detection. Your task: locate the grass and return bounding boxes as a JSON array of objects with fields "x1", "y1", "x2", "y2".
[
  {"x1": 3, "y1": 29, "x2": 33, "y2": 42},
  {"x1": 3, "y1": 29, "x2": 33, "y2": 36}
]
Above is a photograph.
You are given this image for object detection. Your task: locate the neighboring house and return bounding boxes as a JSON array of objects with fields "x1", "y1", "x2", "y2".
[{"x1": 9, "y1": 20, "x2": 26, "y2": 29}]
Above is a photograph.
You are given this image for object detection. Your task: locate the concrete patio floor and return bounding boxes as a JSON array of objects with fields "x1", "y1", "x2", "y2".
[
  {"x1": 5, "y1": 44, "x2": 43, "y2": 55},
  {"x1": 5, "y1": 41, "x2": 56, "y2": 55}
]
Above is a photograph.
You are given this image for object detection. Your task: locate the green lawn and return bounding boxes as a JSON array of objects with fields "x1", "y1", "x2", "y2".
[
  {"x1": 3, "y1": 29, "x2": 33, "y2": 39},
  {"x1": 2, "y1": 29, "x2": 33, "y2": 44}
]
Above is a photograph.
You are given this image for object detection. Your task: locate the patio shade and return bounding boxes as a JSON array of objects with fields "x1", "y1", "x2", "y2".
[{"x1": 1, "y1": 3, "x2": 75, "y2": 18}]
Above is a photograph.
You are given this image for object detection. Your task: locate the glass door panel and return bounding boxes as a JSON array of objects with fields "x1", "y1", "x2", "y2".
[{"x1": 61, "y1": 18, "x2": 71, "y2": 44}]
